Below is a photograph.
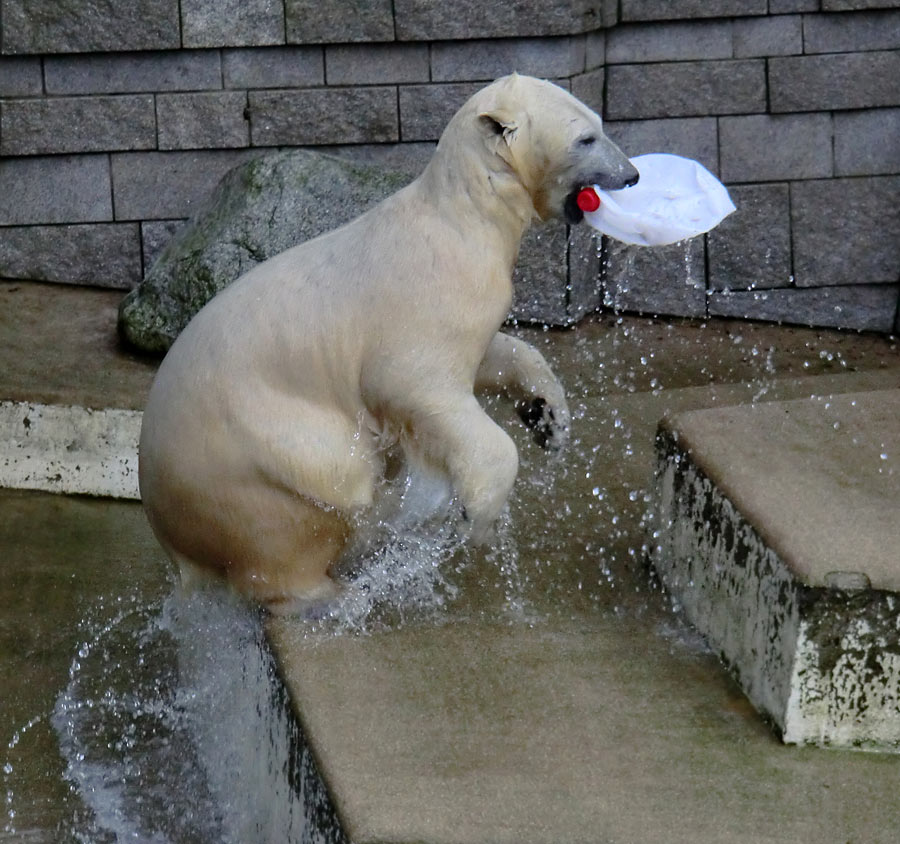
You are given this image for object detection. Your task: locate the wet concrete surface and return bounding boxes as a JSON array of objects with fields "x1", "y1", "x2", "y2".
[{"x1": 2, "y1": 278, "x2": 900, "y2": 841}]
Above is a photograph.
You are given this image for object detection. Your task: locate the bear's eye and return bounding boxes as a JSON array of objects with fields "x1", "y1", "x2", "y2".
[{"x1": 578, "y1": 135, "x2": 597, "y2": 147}]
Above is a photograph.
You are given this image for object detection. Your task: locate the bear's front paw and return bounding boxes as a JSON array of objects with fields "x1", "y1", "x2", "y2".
[{"x1": 515, "y1": 397, "x2": 569, "y2": 452}]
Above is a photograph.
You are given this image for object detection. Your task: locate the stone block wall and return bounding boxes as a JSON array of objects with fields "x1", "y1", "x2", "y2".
[{"x1": 1, "y1": 0, "x2": 898, "y2": 333}]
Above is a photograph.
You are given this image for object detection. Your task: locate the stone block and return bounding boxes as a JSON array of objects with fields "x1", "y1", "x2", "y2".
[
  {"x1": 835, "y1": 108, "x2": 900, "y2": 177},
  {"x1": 0, "y1": 57, "x2": 41, "y2": 95},
  {"x1": 141, "y1": 220, "x2": 185, "y2": 272},
  {"x1": 602, "y1": 237, "x2": 707, "y2": 319},
  {"x1": 620, "y1": 0, "x2": 767, "y2": 21},
  {"x1": 181, "y1": 0, "x2": 285, "y2": 48},
  {"x1": 570, "y1": 68, "x2": 604, "y2": 115},
  {"x1": 732, "y1": 14, "x2": 802, "y2": 57},
  {"x1": 157, "y1": 91, "x2": 250, "y2": 151},
  {"x1": 44, "y1": 51, "x2": 222, "y2": 95},
  {"x1": 792, "y1": 176, "x2": 900, "y2": 288},
  {"x1": 605, "y1": 20, "x2": 732, "y2": 64},
  {"x1": 0, "y1": 223, "x2": 141, "y2": 288},
  {"x1": 0, "y1": 155, "x2": 111, "y2": 225},
  {"x1": 394, "y1": 0, "x2": 607, "y2": 40},
  {"x1": 325, "y1": 43, "x2": 430, "y2": 85},
  {"x1": 823, "y1": 0, "x2": 900, "y2": 9},
  {"x1": 707, "y1": 285, "x2": 899, "y2": 332},
  {"x1": 285, "y1": 0, "x2": 394, "y2": 43},
  {"x1": 708, "y1": 184, "x2": 791, "y2": 292},
  {"x1": 604, "y1": 117, "x2": 718, "y2": 175},
  {"x1": 430, "y1": 37, "x2": 585, "y2": 82},
  {"x1": 585, "y1": 30, "x2": 605, "y2": 69},
  {"x1": 249, "y1": 87, "x2": 398, "y2": 146},
  {"x1": 399, "y1": 83, "x2": 482, "y2": 142},
  {"x1": 769, "y1": 0, "x2": 817, "y2": 10},
  {"x1": 222, "y1": 47, "x2": 324, "y2": 89},
  {"x1": 110, "y1": 150, "x2": 256, "y2": 221},
  {"x1": 512, "y1": 223, "x2": 570, "y2": 325},
  {"x1": 770, "y1": 51, "x2": 900, "y2": 113},
  {"x1": 0, "y1": 0, "x2": 180, "y2": 53},
  {"x1": 605, "y1": 60, "x2": 766, "y2": 120},
  {"x1": 719, "y1": 113, "x2": 832, "y2": 183},
  {"x1": 0, "y1": 401, "x2": 141, "y2": 499},
  {"x1": 0, "y1": 95, "x2": 155, "y2": 156},
  {"x1": 803, "y1": 10, "x2": 900, "y2": 54},
  {"x1": 652, "y1": 391, "x2": 900, "y2": 750},
  {"x1": 567, "y1": 225, "x2": 603, "y2": 321}
]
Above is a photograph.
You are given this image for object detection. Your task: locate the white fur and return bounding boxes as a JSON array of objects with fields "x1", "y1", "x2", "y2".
[{"x1": 139, "y1": 74, "x2": 636, "y2": 609}]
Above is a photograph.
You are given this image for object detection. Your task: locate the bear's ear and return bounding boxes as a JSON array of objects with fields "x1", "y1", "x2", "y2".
[{"x1": 478, "y1": 109, "x2": 518, "y2": 144}]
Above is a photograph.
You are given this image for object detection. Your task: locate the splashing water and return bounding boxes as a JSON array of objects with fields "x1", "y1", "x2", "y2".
[
  {"x1": 39, "y1": 507, "x2": 530, "y2": 842},
  {"x1": 49, "y1": 588, "x2": 305, "y2": 843}
]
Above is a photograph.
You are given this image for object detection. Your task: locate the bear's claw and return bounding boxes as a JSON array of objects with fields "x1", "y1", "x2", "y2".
[{"x1": 516, "y1": 397, "x2": 568, "y2": 451}]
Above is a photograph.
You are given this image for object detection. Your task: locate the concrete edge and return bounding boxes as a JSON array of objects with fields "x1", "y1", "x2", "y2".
[{"x1": 0, "y1": 400, "x2": 141, "y2": 499}]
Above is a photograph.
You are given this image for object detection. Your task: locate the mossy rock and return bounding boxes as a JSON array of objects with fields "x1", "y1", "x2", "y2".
[{"x1": 118, "y1": 149, "x2": 415, "y2": 354}]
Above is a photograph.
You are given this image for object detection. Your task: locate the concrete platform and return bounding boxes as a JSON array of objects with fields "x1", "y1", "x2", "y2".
[
  {"x1": 3, "y1": 278, "x2": 900, "y2": 842},
  {"x1": 652, "y1": 390, "x2": 900, "y2": 750}
]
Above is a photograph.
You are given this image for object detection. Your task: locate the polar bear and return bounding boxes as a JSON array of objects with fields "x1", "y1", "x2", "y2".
[{"x1": 139, "y1": 73, "x2": 638, "y2": 613}]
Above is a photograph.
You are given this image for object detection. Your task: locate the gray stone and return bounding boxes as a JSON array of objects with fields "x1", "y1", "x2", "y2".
[
  {"x1": 0, "y1": 0, "x2": 180, "y2": 53},
  {"x1": 0, "y1": 57, "x2": 41, "y2": 95},
  {"x1": 602, "y1": 237, "x2": 707, "y2": 319},
  {"x1": 708, "y1": 184, "x2": 791, "y2": 292},
  {"x1": 0, "y1": 94, "x2": 155, "y2": 156},
  {"x1": 823, "y1": 0, "x2": 900, "y2": 9},
  {"x1": 248, "y1": 87, "x2": 399, "y2": 146},
  {"x1": 394, "y1": 0, "x2": 607, "y2": 40},
  {"x1": 44, "y1": 51, "x2": 222, "y2": 95},
  {"x1": 770, "y1": 51, "x2": 900, "y2": 113},
  {"x1": 719, "y1": 113, "x2": 832, "y2": 183},
  {"x1": 399, "y1": 83, "x2": 483, "y2": 142},
  {"x1": 835, "y1": 108, "x2": 900, "y2": 177},
  {"x1": 157, "y1": 91, "x2": 250, "y2": 151},
  {"x1": 0, "y1": 223, "x2": 141, "y2": 288},
  {"x1": 606, "y1": 60, "x2": 766, "y2": 120},
  {"x1": 708, "y1": 285, "x2": 899, "y2": 332},
  {"x1": 570, "y1": 68, "x2": 604, "y2": 114},
  {"x1": 769, "y1": 0, "x2": 817, "y2": 10},
  {"x1": 606, "y1": 20, "x2": 732, "y2": 64},
  {"x1": 325, "y1": 44, "x2": 430, "y2": 85},
  {"x1": 803, "y1": 10, "x2": 900, "y2": 53},
  {"x1": 567, "y1": 225, "x2": 604, "y2": 320},
  {"x1": 111, "y1": 150, "x2": 256, "y2": 221},
  {"x1": 181, "y1": 0, "x2": 284, "y2": 48},
  {"x1": 604, "y1": 117, "x2": 719, "y2": 175},
  {"x1": 141, "y1": 220, "x2": 185, "y2": 273},
  {"x1": 792, "y1": 176, "x2": 900, "y2": 288},
  {"x1": 0, "y1": 155, "x2": 112, "y2": 226},
  {"x1": 620, "y1": 0, "x2": 767, "y2": 21},
  {"x1": 732, "y1": 14, "x2": 802, "y2": 57},
  {"x1": 285, "y1": 0, "x2": 394, "y2": 43},
  {"x1": 585, "y1": 30, "x2": 605, "y2": 69},
  {"x1": 511, "y1": 224, "x2": 570, "y2": 325},
  {"x1": 222, "y1": 47, "x2": 324, "y2": 89},
  {"x1": 118, "y1": 150, "x2": 416, "y2": 352},
  {"x1": 430, "y1": 37, "x2": 585, "y2": 83}
]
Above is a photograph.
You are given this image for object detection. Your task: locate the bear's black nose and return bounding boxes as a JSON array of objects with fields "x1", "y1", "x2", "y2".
[{"x1": 624, "y1": 171, "x2": 640, "y2": 187}]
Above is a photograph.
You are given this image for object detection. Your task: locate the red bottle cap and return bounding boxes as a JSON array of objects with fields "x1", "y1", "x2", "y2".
[{"x1": 576, "y1": 187, "x2": 601, "y2": 213}]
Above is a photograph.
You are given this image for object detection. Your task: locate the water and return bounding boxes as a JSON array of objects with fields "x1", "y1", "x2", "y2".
[{"x1": 25, "y1": 510, "x2": 529, "y2": 843}]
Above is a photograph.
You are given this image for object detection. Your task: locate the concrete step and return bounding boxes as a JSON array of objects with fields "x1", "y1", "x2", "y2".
[{"x1": 652, "y1": 389, "x2": 900, "y2": 750}]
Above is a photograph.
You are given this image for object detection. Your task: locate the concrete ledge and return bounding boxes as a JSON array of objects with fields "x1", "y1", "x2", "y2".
[
  {"x1": 0, "y1": 400, "x2": 141, "y2": 499},
  {"x1": 651, "y1": 390, "x2": 900, "y2": 750}
]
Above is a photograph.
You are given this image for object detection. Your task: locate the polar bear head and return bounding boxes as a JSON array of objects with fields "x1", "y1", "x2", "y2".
[{"x1": 442, "y1": 74, "x2": 639, "y2": 224}]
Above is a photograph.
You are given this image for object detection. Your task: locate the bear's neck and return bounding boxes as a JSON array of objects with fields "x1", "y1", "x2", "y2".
[{"x1": 417, "y1": 138, "x2": 535, "y2": 251}]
